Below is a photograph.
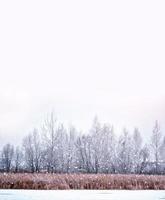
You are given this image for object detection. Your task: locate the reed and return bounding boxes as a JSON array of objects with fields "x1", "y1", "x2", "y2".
[{"x1": 0, "y1": 173, "x2": 164, "y2": 190}]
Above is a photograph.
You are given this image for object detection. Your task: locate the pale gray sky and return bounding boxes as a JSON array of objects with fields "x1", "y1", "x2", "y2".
[{"x1": 0, "y1": 1, "x2": 165, "y2": 145}]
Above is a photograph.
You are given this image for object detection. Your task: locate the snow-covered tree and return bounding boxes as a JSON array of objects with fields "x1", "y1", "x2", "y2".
[
  {"x1": 139, "y1": 145, "x2": 150, "y2": 173},
  {"x1": 132, "y1": 128, "x2": 143, "y2": 173},
  {"x1": 160, "y1": 136, "x2": 165, "y2": 163},
  {"x1": 151, "y1": 120, "x2": 162, "y2": 173},
  {"x1": 42, "y1": 112, "x2": 58, "y2": 173},
  {"x1": 65, "y1": 126, "x2": 78, "y2": 172},
  {"x1": 90, "y1": 117, "x2": 102, "y2": 173},
  {"x1": 117, "y1": 128, "x2": 133, "y2": 173},
  {"x1": 1, "y1": 143, "x2": 14, "y2": 172},
  {"x1": 99, "y1": 124, "x2": 116, "y2": 173},
  {"x1": 23, "y1": 129, "x2": 42, "y2": 172},
  {"x1": 13, "y1": 146, "x2": 23, "y2": 172},
  {"x1": 0, "y1": 114, "x2": 164, "y2": 174}
]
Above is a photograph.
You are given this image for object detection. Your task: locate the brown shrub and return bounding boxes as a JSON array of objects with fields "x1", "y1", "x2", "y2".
[{"x1": 0, "y1": 173, "x2": 165, "y2": 190}]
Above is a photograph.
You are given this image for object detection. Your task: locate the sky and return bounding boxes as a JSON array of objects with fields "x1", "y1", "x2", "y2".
[{"x1": 0, "y1": 0, "x2": 165, "y2": 145}]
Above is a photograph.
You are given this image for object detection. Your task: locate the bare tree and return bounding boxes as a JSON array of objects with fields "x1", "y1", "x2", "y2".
[
  {"x1": 13, "y1": 146, "x2": 23, "y2": 172},
  {"x1": 132, "y1": 128, "x2": 143, "y2": 173},
  {"x1": 90, "y1": 117, "x2": 102, "y2": 173},
  {"x1": 65, "y1": 126, "x2": 78, "y2": 173},
  {"x1": 76, "y1": 134, "x2": 94, "y2": 173},
  {"x1": 33, "y1": 129, "x2": 42, "y2": 172},
  {"x1": 117, "y1": 128, "x2": 133, "y2": 173},
  {"x1": 139, "y1": 145, "x2": 150, "y2": 174},
  {"x1": 54, "y1": 124, "x2": 68, "y2": 172},
  {"x1": 0, "y1": 114, "x2": 164, "y2": 175},
  {"x1": 151, "y1": 120, "x2": 162, "y2": 173},
  {"x1": 99, "y1": 124, "x2": 116, "y2": 173},
  {"x1": 23, "y1": 133, "x2": 35, "y2": 172},
  {"x1": 42, "y1": 112, "x2": 58, "y2": 173},
  {"x1": 1, "y1": 143, "x2": 14, "y2": 172},
  {"x1": 160, "y1": 136, "x2": 165, "y2": 165},
  {"x1": 23, "y1": 129, "x2": 42, "y2": 172}
]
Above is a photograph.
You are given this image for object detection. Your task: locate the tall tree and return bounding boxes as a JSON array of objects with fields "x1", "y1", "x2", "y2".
[
  {"x1": 1, "y1": 143, "x2": 14, "y2": 172},
  {"x1": 65, "y1": 126, "x2": 78, "y2": 173},
  {"x1": 99, "y1": 124, "x2": 116, "y2": 173},
  {"x1": 13, "y1": 146, "x2": 23, "y2": 172},
  {"x1": 90, "y1": 117, "x2": 102, "y2": 173},
  {"x1": 117, "y1": 128, "x2": 133, "y2": 173},
  {"x1": 151, "y1": 120, "x2": 162, "y2": 174},
  {"x1": 160, "y1": 136, "x2": 165, "y2": 164},
  {"x1": 23, "y1": 133, "x2": 35, "y2": 172},
  {"x1": 42, "y1": 112, "x2": 58, "y2": 172},
  {"x1": 132, "y1": 128, "x2": 143, "y2": 173},
  {"x1": 139, "y1": 145, "x2": 150, "y2": 173},
  {"x1": 23, "y1": 129, "x2": 42, "y2": 172}
]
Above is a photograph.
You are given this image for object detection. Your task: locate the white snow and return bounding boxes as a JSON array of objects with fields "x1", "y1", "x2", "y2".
[{"x1": 0, "y1": 190, "x2": 164, "y2": 200}]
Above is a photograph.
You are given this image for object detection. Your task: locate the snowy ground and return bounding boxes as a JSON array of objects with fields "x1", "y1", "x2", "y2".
[{"x1": 0, "y1": 190, "x2": 165, "y2": 200}]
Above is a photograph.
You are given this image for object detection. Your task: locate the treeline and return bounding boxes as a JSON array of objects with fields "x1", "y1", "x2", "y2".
[{"x1": 0, "y1": 113, "x2": 165, "y2": 174}]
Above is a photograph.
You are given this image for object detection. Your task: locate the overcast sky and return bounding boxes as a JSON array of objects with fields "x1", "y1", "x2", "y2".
[{"x1": 0, "y1": 1, "x2": 165, "y2": 145}]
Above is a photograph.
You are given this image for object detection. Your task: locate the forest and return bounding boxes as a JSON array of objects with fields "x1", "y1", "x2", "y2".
[{"x1": 0, "y1": 112, "x2": 164, "y2": 175}]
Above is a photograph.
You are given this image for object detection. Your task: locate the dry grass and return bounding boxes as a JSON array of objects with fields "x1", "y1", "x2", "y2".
[{"x1": 0, "y1": 173, "x2": 165, "y2": 190}]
